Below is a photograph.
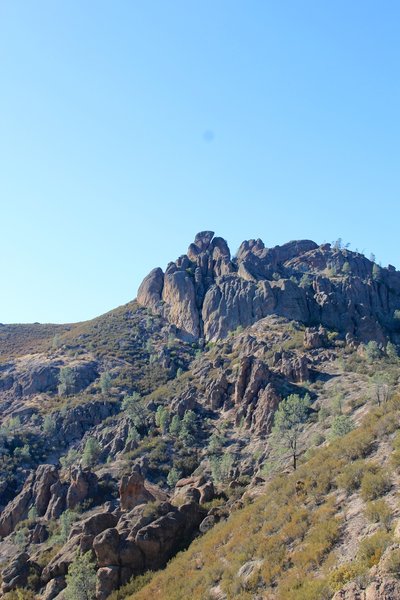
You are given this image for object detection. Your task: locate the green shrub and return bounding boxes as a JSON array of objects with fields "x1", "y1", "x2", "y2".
[
  {"x1": 330, "y1": 415, "x2": 354, "y2": 438},
  {"x1": 358, "y1": 531, "x2": 392, "y2": 568},
  {"x1": 328, "y1": 562, "x2": 363, "y2": 592},
  {"x1": 381, "y1": 547, "x2": 400, "y2": 576},
  {"x1": 336, "y1": 460, "x2": 368, "y2": 494},
  {"x1": 360, "y1": 468, "x2": 391, "y2": 501},
  {"x1": 365, "y1": 499, "x2": 392, "y2": 531}
]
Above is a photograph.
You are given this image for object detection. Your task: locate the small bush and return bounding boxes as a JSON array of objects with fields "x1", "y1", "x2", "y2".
[
  {"x1": 328, "y1": 562, "x2": 363, "y2": 592},
  {"x1": 336, "y1": 460, "x2": 368, "y2": 494},
  {"x1": 360, "y1": 468, "x2": 391, "y2": 501},
  {"x1": 381, "y1": 547, "x2": 400, "y2": 576},
  {"x1": 364, "y1": 499, "x2": 392, "y2": 530},
  {"x1": 358, "y1": 531, "x2": 392, "y2": 568}
]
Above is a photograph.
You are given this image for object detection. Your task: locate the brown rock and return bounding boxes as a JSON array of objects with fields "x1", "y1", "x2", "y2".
[
  {"x1": 66, "y1": 467, "x2": 98, "y2": 510},
  {"x1": 119, "y1": 469, "x2": 155, "y2": 511},
  {"x1": 93, "y1": 528, "x2": 120, "y2": 567},
  {"x1": 41, "y1": 577, "x2": 66, "y2": 600},
  {"x1": 1, "y1": 552, "x2": 30, "y2": 593},
  {"x1": 280, "y1": 352, "x2": 309, "y2": 383},
  {"x1": 33, "y1": 464, "x2": 59, "y2": 517},
  {"x1": 135, "y1": 511, "x2": 186, "y2": 569},
  {"x1": 96, "y1": 566, "x2": 119, "y2": 600},
  {"x1": 0, "y1": 475, "x2": 33, "y2": 538},
  {"x1": 303, "y1": 326, "x2": 328, "y2": 349},
  {"x1": 45, "y1": 480, "x2": 68, "y2": 520}
]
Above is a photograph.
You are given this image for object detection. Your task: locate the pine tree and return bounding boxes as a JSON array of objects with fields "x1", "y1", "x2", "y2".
[
  {"x1": 271, "y1": 394, "x2": 311, "y2": 470},
  {"x1": 100, "y1": 371, "x2": 112, "y2": 395},
  {"x1": 155, "y1": 406, "x2": 170, "y2": 434},
  {"x1": 64, "y1": 551, "x2": 96, "y2": 600},
  {"x1": 58, "y1": 367, "x2": 76, "y2": 397},
  {"x1": 82, "y1": 438, "x2": 101, "y2": 468},
  {"x1": 169, "y1": 415, "x2": 181, "y2": 437}
]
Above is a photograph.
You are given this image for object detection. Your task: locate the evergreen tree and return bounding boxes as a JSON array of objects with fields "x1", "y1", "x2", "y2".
[
  {"x1": 167, "y1": 466, "x2": 181, "y2": 488},
  {"x1": 42, "y1": 414, "x2": 56, "y2": 435},
  {"x1": 82, "y1": 437, "x2": 101, "y2": 468},
  {"x1": 155, "y1": 406, "x2": 170, "y2": 434},
  {"x1": 330, "y1": 415, "x2": 354, "y2": 438},
  {"x1": 372, "y1": 263, "x2": 382, "y2": 282},
  {"x1": 386, "y1": 341, "x2": 398, "y2": 361},
  {"x1": 58, "y1": 367, "x2": 76, "y2": 397},
  {"x1": 271, "y1": 393, "x2": 311, "y2": 470},
  {"x1": 179, "y1": 410, "x2": 198, "y2": 446},
  {"x1": 64, "y1": 551, "x2": 97, "y2": 600},
  {"x1": 169, "y1": 415, "x2": 181, "y2": 437},
  {"x1": 122, "y1": 393, "x2": 148, "y2": 429},
  {"x1": 342, "y1": 261, "x2": 351, "y2": 276},
  {"x1": 100, "y1": 371, "x2": 112, "y2": 395}
]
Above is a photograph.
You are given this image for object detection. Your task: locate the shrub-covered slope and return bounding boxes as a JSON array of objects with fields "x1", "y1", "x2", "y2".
[
  {"x1": 0, "y1": 232, "x2": 399, "y2": 600},
  {"x1": 129, "y1": 397, "x2": 400, "y2": 600}
]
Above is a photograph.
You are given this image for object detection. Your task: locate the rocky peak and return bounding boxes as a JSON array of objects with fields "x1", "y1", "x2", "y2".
[{"x1": 137, "y1": 232, "x2": 400, "y2": 345}]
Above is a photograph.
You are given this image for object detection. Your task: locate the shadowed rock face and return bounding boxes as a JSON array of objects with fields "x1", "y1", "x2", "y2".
[{"x1": 137, "y1": 232, "x2": 400, "y2": 344}]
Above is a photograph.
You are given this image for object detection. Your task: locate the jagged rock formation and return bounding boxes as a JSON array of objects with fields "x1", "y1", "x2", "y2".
[
  {"x1": 1, "y1": 232, "x2": 400, "y2": 600},
  {"x1": 0, "y1": 465, "x2": 99, "y2": 539},
  {"x1": 138, "y1": 232, "x2": 400, "y2": 344},
  {"x1": 0, "y1": 463, "x2": 208, "y2": 598}
]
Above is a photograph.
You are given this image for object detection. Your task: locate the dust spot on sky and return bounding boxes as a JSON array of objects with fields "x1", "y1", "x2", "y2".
[{"x1": 203, "y1": 130, "x2": 215, "y2": 142}]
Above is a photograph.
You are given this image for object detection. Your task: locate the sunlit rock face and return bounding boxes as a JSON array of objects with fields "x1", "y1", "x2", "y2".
[{"x1": 137, "y1": 231, "x2": 400, "y2": 344}]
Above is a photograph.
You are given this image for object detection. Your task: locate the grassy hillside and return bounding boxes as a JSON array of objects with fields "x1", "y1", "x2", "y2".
[{"x1": 125, "y1": 395, "x2": 400, "y2": 600}]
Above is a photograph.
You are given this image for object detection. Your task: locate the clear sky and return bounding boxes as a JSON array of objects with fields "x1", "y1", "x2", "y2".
[{"x1": 1, "y1": 1, "x2": 399, "y2": 324}]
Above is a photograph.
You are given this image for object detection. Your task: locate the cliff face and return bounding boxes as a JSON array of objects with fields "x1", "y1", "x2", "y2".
[{"x1": 137, "y1": 231, "x2": 400, "y2": 344}]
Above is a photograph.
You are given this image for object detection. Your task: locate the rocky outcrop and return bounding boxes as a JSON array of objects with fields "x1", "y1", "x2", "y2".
[
  {"x1": 0, "y1": 465, "x2": 101, "y2": 540},
  {"x1": 0, "y1": 476, "x2": 33, "y2": 538},
  {"x1": 277, "y1": 352, "x2": 309, "y2": 383},
  {"x1": 66, "y1": 467, "x2": 98, "y2": 510},
  {"x1": 119, "y1": 468, "x2": 155, "y2": 511},
  {"x1": 52, "y1": 400, "x2": 118, "y2": 445},
  {"x1": 1, "y1": 553, "x2": 31, "y2": 593},
  {"x1": 233, "y1": 356, "x2": 281, "y2": 435},
  {"x1": 33, "y1": 464, "x2": 59, "y2": 516},
  {"x1": 41, "y1": 482, "x2": 206, "y2": 599},
  {"x1": 0, "y1": 465, "x2": 58, "y2": 538},
  {"x1": 0, "y1": 358, "x2": 100, "y2": 402},
  {"x1": 174, "y1": 476, "x2": 215, "y2": 505},
  {"x1": 304, "y1": 326, "x2": 328, "y2": 349},
  {"x1": 45, "y1": 480, "x2": 68, "y2": 520},
  {"x1": 332, "y1": 578, "x2": 400, "y2": 599},
  {"x1": 137, "y1": 233, "x2": 400, "y2": 345}
]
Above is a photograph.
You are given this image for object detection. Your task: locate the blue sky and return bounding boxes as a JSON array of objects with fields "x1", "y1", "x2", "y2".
[{"x1": 1, "y1": 1, "x2": 399, "y2": 323}]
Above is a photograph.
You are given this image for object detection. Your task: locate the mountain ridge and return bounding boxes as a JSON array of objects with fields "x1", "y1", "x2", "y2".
[{"x1": 0, "y1": 232, "x2": 399, "y2": 600}]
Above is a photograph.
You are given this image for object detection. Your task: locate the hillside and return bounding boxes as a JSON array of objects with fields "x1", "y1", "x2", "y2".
[{"x1": 0, "y1": 232, "x2": 399, "y2": 600}]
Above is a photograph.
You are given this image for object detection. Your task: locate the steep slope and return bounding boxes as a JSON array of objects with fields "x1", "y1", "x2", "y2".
[
  {"x1": 0, "y1": 232, "x2": 399, "y2": 600},
  {"x1": 128, "y1": 395, "x2": 400, "y2": 600}
]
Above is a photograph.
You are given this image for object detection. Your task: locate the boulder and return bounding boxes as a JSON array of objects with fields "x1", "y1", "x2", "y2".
[
  {"x1": 96, "y1": 566, "x2": 119, "y2": 600},
  {"x1": 41, "y1": 577, "x2": 66, "y2": 600},
  {"x1": 0, "y1": 475, "x2": 33, "y2": 538},
  {"x1": 66, "y1": 467, "x2": 98, "y2": 510},
  {"x1": 304, "y1": 326, "x2": 328, "y2": 349},
  {"x1": 119, "y1": 469, "x2": 155, "y2": 511},
  {"x1": 1, "y1": 552, "x2": 33, "y2": 593},
  {"x1": 135, "y1": 511, "x2": 186, "y2": 569},
  {"x1": 93, "y1": 527, "x2": 120, "y2": 567},
  {"x1": 279, "y1": 352, "x2": 309, "y2": 383},
  {"x1": 45, "y1": 480, "x2": 68, "y2": 520}
]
